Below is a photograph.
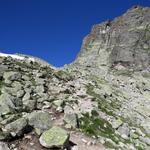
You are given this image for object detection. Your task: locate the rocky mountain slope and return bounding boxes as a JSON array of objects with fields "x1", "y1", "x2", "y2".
[{"x1": 0, "y1": 6, "x2": 150, "y2": 150}]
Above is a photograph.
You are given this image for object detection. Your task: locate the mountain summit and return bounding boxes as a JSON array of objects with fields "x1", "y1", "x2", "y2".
[
  {"x1": 0, "y1": 6, "x2": 150, "y2": 150},
  {"x1": 76, "y1": 6, "x2": 150, "y2": 70}
]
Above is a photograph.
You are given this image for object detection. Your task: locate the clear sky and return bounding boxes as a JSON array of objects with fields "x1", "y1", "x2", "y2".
[{"x1": 0, "y1": 0, "x2": 150, "y2": 67}]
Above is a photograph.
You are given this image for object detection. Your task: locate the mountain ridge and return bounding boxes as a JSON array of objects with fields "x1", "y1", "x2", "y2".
[
  {"x1": 0, "y1": 6, "x2": 150, "y2": 150},
  {"x1": 75, "y1": 5, "x2": 150, "y2": 71}
]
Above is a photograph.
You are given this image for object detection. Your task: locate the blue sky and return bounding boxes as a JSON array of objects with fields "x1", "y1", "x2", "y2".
[{"x1": 0, "y1": 0, "x2": 150, "y2": 67}]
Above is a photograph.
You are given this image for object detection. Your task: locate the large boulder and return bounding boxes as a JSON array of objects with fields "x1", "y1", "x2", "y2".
[
  {"x1": 0, "y1": 93, "x2": 15, "y2": 115},
  {"x1": 39, "y1": 126, "x2": 69, "y2": 149},
  {"x1": 28, "y1": 111, "x2": 52, "y2": 134},
  {"x1": 4, "y1": 117, "x2": 28, "y2": 137}
]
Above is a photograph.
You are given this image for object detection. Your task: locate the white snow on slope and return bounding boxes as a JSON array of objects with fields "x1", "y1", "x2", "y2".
[{"x1": 0, "y1": 52, "x2": 35, "y2": 62}]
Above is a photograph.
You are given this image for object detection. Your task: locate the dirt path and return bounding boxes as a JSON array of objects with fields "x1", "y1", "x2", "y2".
[{"x1": 69, "y1": 131, "x2": 105, "y2": 150}]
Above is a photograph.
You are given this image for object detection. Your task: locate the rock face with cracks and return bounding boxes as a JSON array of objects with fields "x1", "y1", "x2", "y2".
[{"x1": 0, "y1": 5, "x2": 150, "y2": 150}]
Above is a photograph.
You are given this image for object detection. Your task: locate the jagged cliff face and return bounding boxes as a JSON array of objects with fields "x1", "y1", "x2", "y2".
[
  {"x1": 76, "y1": 6, "x2": 150, "y2": 70},
  {"x1": 0, "y1": 6, "x2": 150, "y2": 150}
]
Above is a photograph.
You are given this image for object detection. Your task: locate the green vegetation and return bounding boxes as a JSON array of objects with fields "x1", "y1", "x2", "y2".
[
  {"x1": 31, "y1": 78, "x2": 36, "y2": 86},
  {"x1": 79, "y1": 111, "x2": 115, "y2": 139},
  {"x1": 113, "y1": 69, "x2": 134, "y2": 77},
  {"x1": 79, "y1": 111, "x2": 122, "y2": 148},
  {"x1": 55, "y1": 70, "x2": 72, "y2": 81},
  {"x1": 86, "y1": 83, "x2": 121, "y2": 116},
  {"x1": 88, "y1": 44, "x2": 93, "y2": 49},
  {"x1": 143, "y1": 47, "x2": 150, "y2": 52}
]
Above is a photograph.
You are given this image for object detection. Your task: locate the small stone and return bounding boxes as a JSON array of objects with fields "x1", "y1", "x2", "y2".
[
  {"x1": 71, "y1": 145, "x2": 78, "y2": 150},
  {"x1": 56, "y1": 106, "x2": 63, "y2": 112},
  {"x1": 0, "y1": 131, "x2": 9, "y2": 140},
  {"x1": 121, "y1": 134, "x2": 129, "y2": 140},
  {"x1": 64, "y1": 113, "x2": 78, "y2": 128},
  {"x1": 118, "y1": 123, "x2": 130, "y2": 139},
  {"x1": 22, "y1": 92, "x2": 30, "y2": 101},
  {"x1": 65, "y1": 124, "x2": 72, "y2": 129},
  {"x1": 24, "y1": 135, "x2": 32, "y2": 140},
  {"x1": 0, "y1": 142, "x2": 10, "y2": 150},
  {"x1": 81, "y1": 138, "x2": 87, "y2": 144},
  {"x1": 87, "y1": 141, "x2": 92, "y2": 146},
  {"x1": 17, "y1": 90, "x2": 25, "y2": 98},
  {"x1": 140, "y1": 136, "x2": 150, "y2": 146},
  {"x1": 111, "y1": 119, "x2": 123, "y2": 129},
  {"x1": 53, "y1": 100, "x2": 63, "y2": 107},
  {"x1": 30, "y1": 142, "x2": 34, "y2": 146},
  {"x1": 39, "y1": 126, "x2": 69, "y2": 149},
  {"x1": 35, "y1": 85, "x2": 45, "y2": 96},
  {"x1": 23, "y1": 99, "x2": 36, "y2": 111}
]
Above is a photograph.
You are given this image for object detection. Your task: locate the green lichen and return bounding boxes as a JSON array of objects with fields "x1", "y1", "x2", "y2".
[
  {"x1": 88, "y1": 44, "x2": 93, "y2": 49},
  {"x1": 40, "y1": 126, "x2": 69, "y2": 147}
]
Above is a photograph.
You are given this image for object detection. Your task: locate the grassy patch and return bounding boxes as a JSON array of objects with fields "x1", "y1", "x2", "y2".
[
  {"x1": 113, "y1": 69, "x2": 133, "y2": 77},
  {"x1": 86, "y1": 84, "x2": 121, "y2": 116},
  {"x1": 143, "y1": 47, "x2": 150, "y2": 52},
  {"x1": 55, "y1": 70, "x2": 72, "y2": 81},
  {"x1": 79, "y1": 111, "x2": 116, "y2": 139},
  {"x1": 79, "y1": 110, "x2": 133, "y2": 149}
]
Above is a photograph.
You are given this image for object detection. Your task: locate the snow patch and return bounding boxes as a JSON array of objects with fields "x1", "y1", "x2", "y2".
[{"x1": 0, "y1": 52, "x2": 35, "y2": 62}]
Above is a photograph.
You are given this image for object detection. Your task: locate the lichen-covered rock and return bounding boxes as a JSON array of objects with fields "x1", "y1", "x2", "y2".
[
  {"x1": 23, "y1": 99, "x2": 36, "y2": 111},
  {"x1": 63, "y1": 113, "x2": 78, "y2": 128},
  {"x1": 3, "y1": 71, "x2": 21, "y2": 83},
  {"x1": 0, "y1": 93, "x2": 15, "y2": 115},
  {"x1": 0, "y1": 131, "x2": 9, "y2": 140},
  {"x1": 117, "y1": 123, "x2": 130, "y2": 139},
  {"x1": 28, "y1": 111, "x2": 52, "y2": 134},
  {"x1": 4, "y1": 117, "x2": 28, "y2": 137},
  {"x1": 39, "y1": 126, "x2": 69, "y2": 148}
]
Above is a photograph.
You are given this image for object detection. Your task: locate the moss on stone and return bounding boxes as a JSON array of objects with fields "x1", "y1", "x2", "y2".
[{"x1": 39, "y1": 126, "x2": 69, "y2": 148}]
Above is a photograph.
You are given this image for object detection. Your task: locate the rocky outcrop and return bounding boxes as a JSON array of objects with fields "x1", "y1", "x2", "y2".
[{"x1": 76, "y1": 6, "x2": 150, "y2": 70}]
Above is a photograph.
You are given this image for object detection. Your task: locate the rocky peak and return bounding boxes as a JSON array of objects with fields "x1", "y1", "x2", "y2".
[{"x1": 76, "y1": 6, "x2": 150, "y2": 70}]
